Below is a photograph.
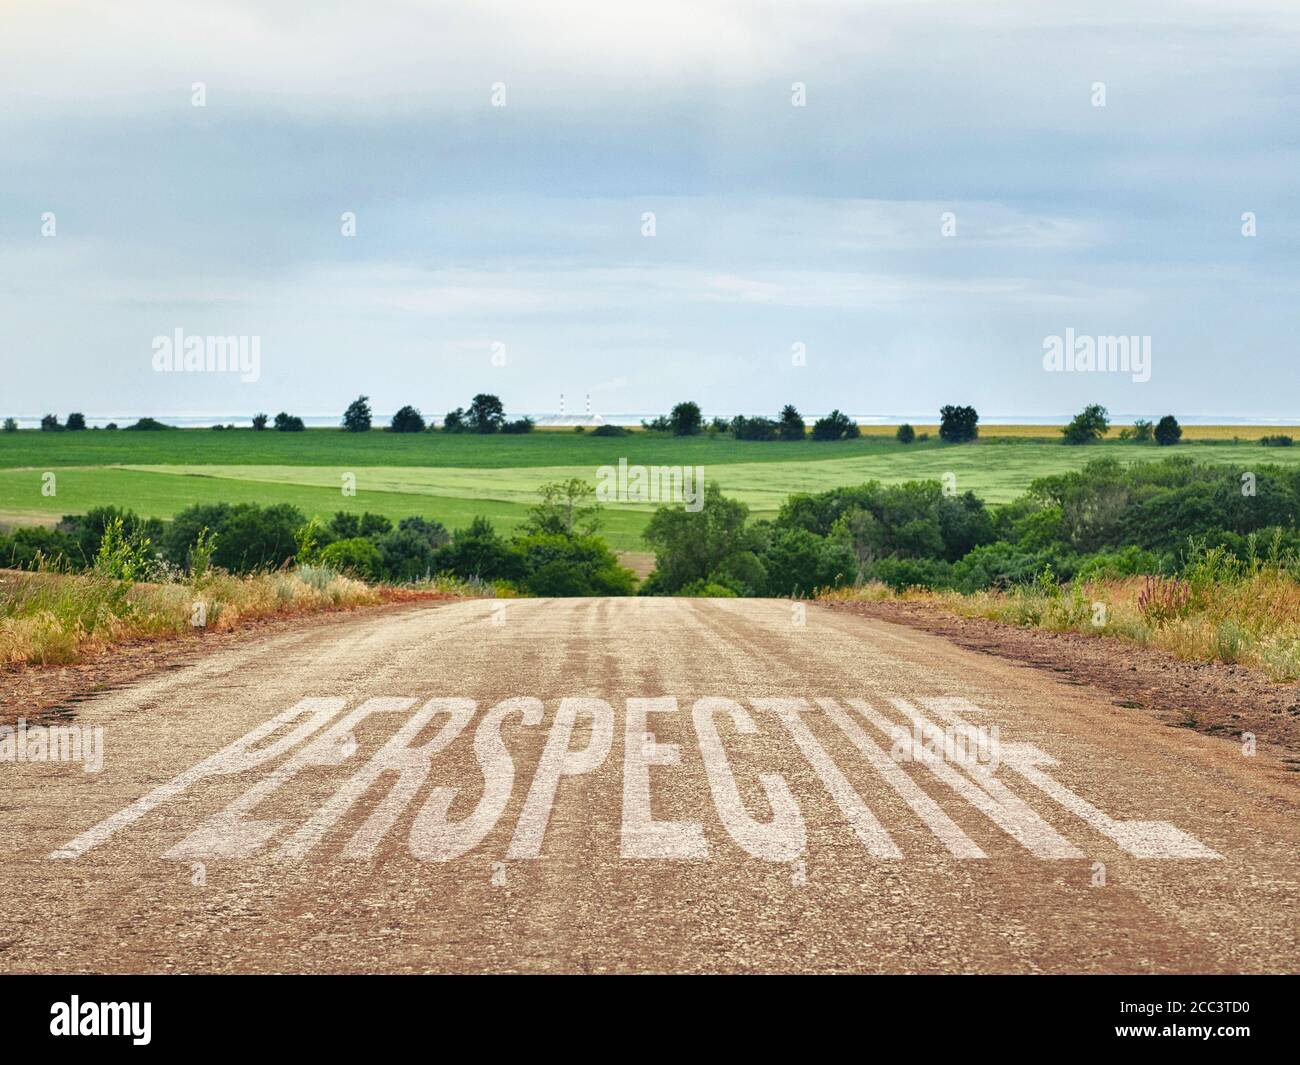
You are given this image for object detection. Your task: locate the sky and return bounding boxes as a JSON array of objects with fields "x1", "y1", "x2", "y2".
[{"x1": 1, "y1": 0, "x2": 1298, "y2": 423}]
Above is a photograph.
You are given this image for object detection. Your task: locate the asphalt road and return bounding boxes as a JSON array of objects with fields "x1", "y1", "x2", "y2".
[{"x1": 1, "y1": 597, "x2": 1296, "y2": 973}]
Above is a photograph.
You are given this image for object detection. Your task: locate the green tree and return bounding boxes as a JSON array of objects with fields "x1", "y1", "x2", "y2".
[
  {"x1": 642, "y1": 482, "x2": 756, "y2": 592},
  {"x1": 938, "y1": 405, "x2": 979, "y2": 443},
  {"x1": 896, "y1": 423, "x2": 916, "y2": 444},
  {"x1": 522, "y1": 478, "x2": 602, "y2": 537},
  {"x1": 2, "y1": 418, "x2": 16, "y2": 432},
  {"x1": 390, "y1": 405, "x2": 426, "y2": 433},
  {"x1": 40, "y1": 414, "x2": 61, "y2": 431},
  {"x1": 65, "y1": 412, "x2": 87, "y2": 431},
  {"x1": 669, "y1": 401, "x2": 703, "y2": 436},
  {"x1": 251, "y1": 413, "x2": 269, "y2": 430},
  {"x1": 777, "y1": 405, "x2": 806, "y2": 441},
  {"x1": 1154, "y1": 415, "x2": 1182, "y2": 446},
  {"x1": 433, "y1": 517, "x2": 523, "y2": 582},
  {"x1": 342, "y1": 395, "x2": 372, "y2": 432},
  {"x1": 1061, "y1": 404, "x2": 1109, "y2": 445},
  {"x1": 467, "y1": 394, "x2": 506, "y2": 433},
  {"x1": 811, "y1": 409, "x2": 859, "y2": 441},
  {"x1": 274, "y1": 411, "x2": 305, "y2": 432},
  {"x1": 442, "y1": 408, "x2": 467, "y2": 432},
  {"x1": 511, "y1": 532, "x2": 636, "y2": 596},
  {"x1": 1130, "y1": 418, "x2": 1153, "y2": 442}
]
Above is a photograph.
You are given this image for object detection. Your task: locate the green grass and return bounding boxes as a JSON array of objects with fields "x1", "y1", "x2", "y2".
[{"x1": 5, "y1": 429, "x2": 1300, "y2": 552}]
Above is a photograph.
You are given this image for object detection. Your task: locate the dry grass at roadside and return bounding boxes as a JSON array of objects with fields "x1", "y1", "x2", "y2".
[
  {"x1": 0, "y1": 565, "x2": 386, "y2": 667},
  {"x1": 821, "y1": 559, "x2": 1300, "y2": 683}
]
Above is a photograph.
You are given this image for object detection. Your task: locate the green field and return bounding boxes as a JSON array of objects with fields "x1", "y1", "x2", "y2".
[{"x1": 3, "y1": 429, "x2": 1299, "y2": 551}]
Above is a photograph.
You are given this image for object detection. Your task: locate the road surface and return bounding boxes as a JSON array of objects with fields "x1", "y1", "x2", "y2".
[{"x1": 1, "y1": 597, "x2": 1296, "y2": 973}]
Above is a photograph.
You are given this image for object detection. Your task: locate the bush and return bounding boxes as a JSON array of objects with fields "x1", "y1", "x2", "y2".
[
  {"x1": 40, "y1": 414, "x2": 61, "y2": 431},
  {"x1": 501, "y1": 417, "x2": 535, "y2": 434},
  {"x1": 61, "y1": 506, "x2": 163, "y2": 569},
  {"x1": 732, "y1": 415, "x2": 779, "y2": 441},
  {"x1": 677, "y1": 580, "x2": 738, "y2": 597},
  {"x1": 273, "y1": 412, "x2": 305, "y2": 432},
  {"x1": 761, "y1": 528, "x2": 856, "y2": 596},
  {"x1": 511, "y1": 532, "x2": 636, "y2": 596},
  {"x1": 123, "y1": 417, "x2": 175, "y2": 431},
  {"x1": 92, "y1": 516, "x2": 154, "y2": 581},
  {"x1": 442, "y1": 408, "x2": 467, "y2": 432},
  {"x1": 328, "y1": 512, "x2": 392, "y2": 540},
  {"x1": 896, "y1": 423, "x2": 916, "y2": 444},
  {"x1": 319, "y1": 537, "x2": 382, "y2": 580},
  {"x1": 1154, "y1": 414, "x2": 1182, "y2": 446},
  {"x1": 2, "y1": 418, "x2": 17, "y2": 432},
  {"x1": 433, "y1": 517, "x2": 523, "y2": 583},
  {"x1": 1137, "y1": 575, "x2": 1193, "y2": 623},
  {"x1": 163, "y1": 502, "x2": 305, "y2": 574},
  {"x1": 390, "y1": 405, "x2": 426, "y2": 433},
  {"x1": 938, "y1": 405, "x2": 979, "y2": 443},
  {"x1": 65, "y1": 412, "x2": 87, "y2": 431},
  {"x1": 252, "y1": 413, "x2": 269, "y2": 431},
  {"x1": 0, "y1": 526, "x2": 81, "y2": 570},
  {"x1": 591, "y1": 423, "x2": 629, "y2": 437},
  {"x1": 1260, "y1": 435, "x2": 1294, "y2": 447}
]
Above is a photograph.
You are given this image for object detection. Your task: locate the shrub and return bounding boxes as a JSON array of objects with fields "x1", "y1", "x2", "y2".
[
  {"x1": 163, "y1": 502, "x2": 305, "y2": 574},
  {"x1": 123, "y1": 417, "x2": 175, "y2": 431},
  {"x1": 1260, "y1": 435, "x2": 1294, "y2": 447},
  {"x1": 442, "y1": 408, "x2": 466, "y2": 433},
  {"x1": 65, "y1": 412, "x2": 87, "y2": 431},
  {"x1": 761, "y1": 527, "x2": 856, "y2": 596},
  {"x1": 433, "y1": 517, "x2": 523, "y2": 583},
  {"x1": 501, "y1": 417, "x2": 535, "y2": 434},
  {"x1": 327, "y1": 511, "x2": 391, "y2": 540},
  {"x1": 61, "y1": 506, "x2": 163, "y2": 568},
  {"x1": 273, "y1": 411, "x2": 305, "y2": 432},
  {"x1": 511, "y1": 532, "x2": 636, "y2": 596},
  {"x1": 251, "y1": 413, "x2": 268, "y2": 430},
  {"x1": 2, "y1": 417, "x2": 17, "y2": 432},
  {"x1": 677, "y1": 580, "x2": 738, "y2": 598},
  {"x1": 1137, "y1": 575, "x2": 1193, "y2": 623},
  {"x1": 732, "y1": 415, "x2": 779, "y2": 441},
  {"x1": 591, "y1": 423, "x2": 629, "y2": 437},
  {"x1": 319, "y1": 537, "x2": 381, "y2": 580},
  {"x1": 0, "y1": 526, "x2": 81, "y2": 570},
  {"x1": 896, "y1": 423, "x2": 916, "y2": 444},
  {"x1": 1130, "y1": 419, "x2": 1154, "y2": 442},
  {"x1": 40, "y1": 414, "x2": 62, "y2": 431},
  {"x1": 93, "y1": 516, "x2": 154, "y2": 582},
  {"x1": 390, "y1": 405, "x2": 426, "y2": 433}
]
